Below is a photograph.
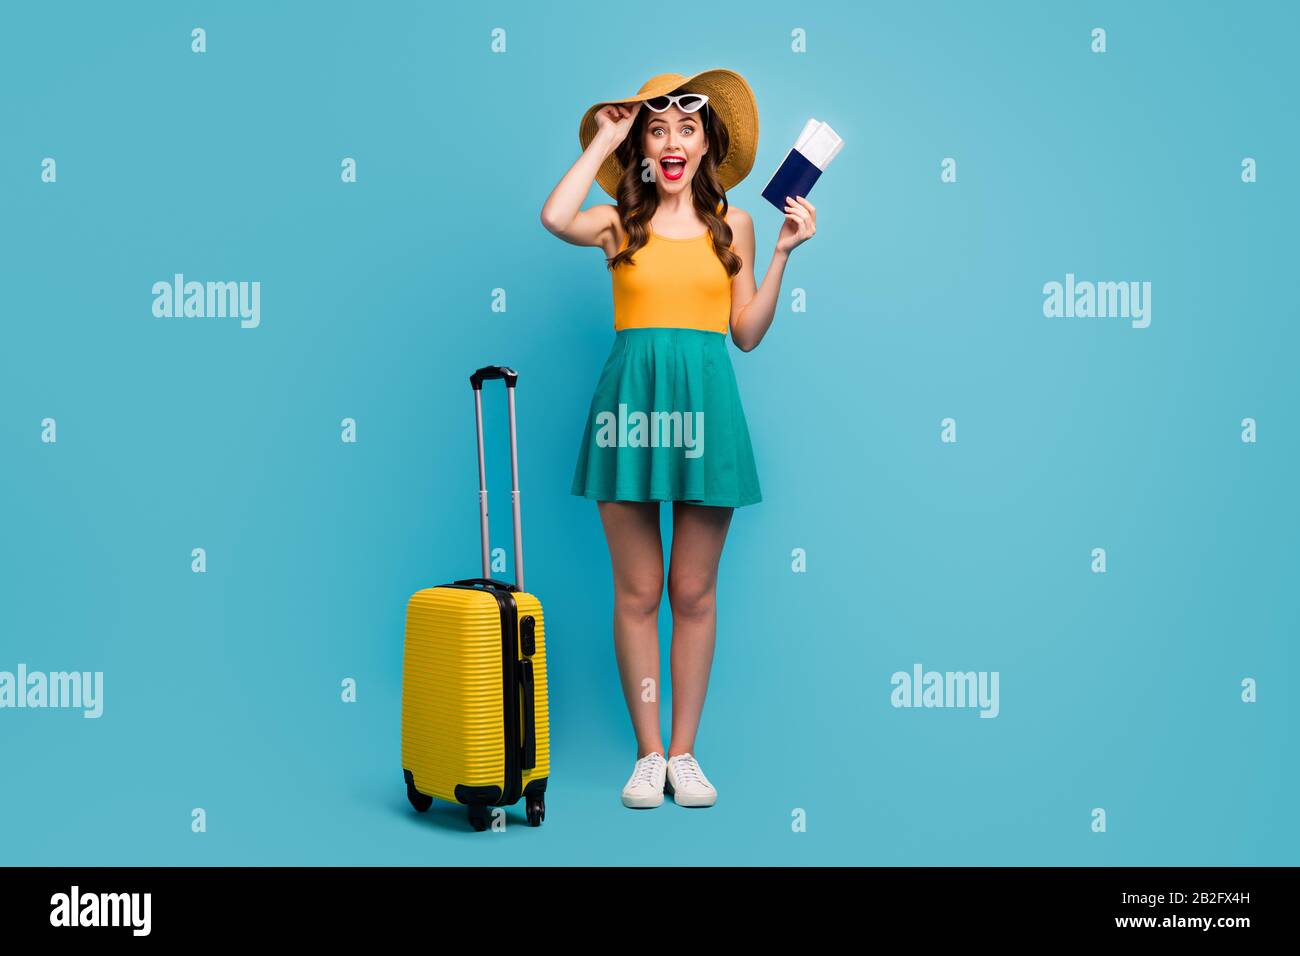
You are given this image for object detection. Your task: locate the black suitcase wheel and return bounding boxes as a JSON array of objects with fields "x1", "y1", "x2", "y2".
[
  {"x1": 526, "y1": 795, "x2": 545, "y2": 827},
  {"x1": 467, "y1": 803, "x2": 490, "y2": 832},
  {"x1": 407, "y1": 784, "x2": 433, "y2": 813}
]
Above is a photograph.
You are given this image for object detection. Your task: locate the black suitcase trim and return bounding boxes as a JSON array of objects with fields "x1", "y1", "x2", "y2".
[
  {"x1": 454, "y1": 784, "x2": 503, "y2": 804},
  {"x1": 443, "y1": 582, "x2": 524, "y2": 807}
]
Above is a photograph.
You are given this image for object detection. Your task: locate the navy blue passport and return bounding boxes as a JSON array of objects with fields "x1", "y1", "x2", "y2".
[{"x1": 762, "y1": 149, "x2": 823, "y2": 212}]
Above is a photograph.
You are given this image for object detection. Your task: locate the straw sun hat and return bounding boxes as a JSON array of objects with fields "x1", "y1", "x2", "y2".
[{"x1": 578, "y1": 68, "x2": 759, "y2": 200}]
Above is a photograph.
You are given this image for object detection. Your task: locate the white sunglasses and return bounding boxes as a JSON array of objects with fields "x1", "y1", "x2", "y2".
[{"x1": 641, "y1": 92, "x2": 710, "y2": 113}]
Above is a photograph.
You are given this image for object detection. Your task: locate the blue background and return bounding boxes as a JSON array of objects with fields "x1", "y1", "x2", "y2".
[{"x1": 1, "y1": 0, "x2": 1295, "y2": 865}]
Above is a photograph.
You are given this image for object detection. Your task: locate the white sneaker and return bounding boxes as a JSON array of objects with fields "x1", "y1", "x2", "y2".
[
  {"x1": 665, "y1": 753, "x2": 717, "y2": 807},
  {"x1": 621, "y1": 752, "x2": 667, "y2": 808}
]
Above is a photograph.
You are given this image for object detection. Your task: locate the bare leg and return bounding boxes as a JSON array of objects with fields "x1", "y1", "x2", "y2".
[
  {"x1": 597, "y1": 500, "x2": 666, "y2": 758},
  {"x1": 666, "y1": 502, "x2": 734, "y2": 758}
]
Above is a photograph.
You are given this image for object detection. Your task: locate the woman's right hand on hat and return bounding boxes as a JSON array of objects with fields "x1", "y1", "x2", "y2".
[{"x1": 594, "y1": 102, "x2": 641, "y2": 144}]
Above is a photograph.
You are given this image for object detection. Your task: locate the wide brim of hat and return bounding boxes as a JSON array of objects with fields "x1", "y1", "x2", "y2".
[{"x1": 578, "y1": 68, "x2": 759, "y2": 201}]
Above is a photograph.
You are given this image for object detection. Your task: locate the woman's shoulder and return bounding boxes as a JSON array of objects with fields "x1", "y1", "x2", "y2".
[
  {"x1": 724, "y1": 205, "x2": 753, "y2": 234},
  {"x1": 723, "y1": 206, "x2": 752, "y2": 252},
  {"x1": 724, "y1": 204, "x2": 751, "y2": 222}
]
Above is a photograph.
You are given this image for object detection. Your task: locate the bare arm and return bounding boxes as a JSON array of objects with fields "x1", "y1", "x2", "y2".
[
  {"x1": 540, "y1": 103, "x2": 640, "y2": 247},
  {"x1": 728, "y1": 197, "x2": 817, "y2": 352}
]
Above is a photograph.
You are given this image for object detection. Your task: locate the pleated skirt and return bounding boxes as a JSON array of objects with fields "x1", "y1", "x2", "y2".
[{"x1": 570, "y1": 327, "x2": 762, "y2": 508}]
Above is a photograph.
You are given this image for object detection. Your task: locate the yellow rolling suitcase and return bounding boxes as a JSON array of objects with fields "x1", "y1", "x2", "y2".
[{"x1": 401, "y1": 365, "x2": 550, "y2": 831}]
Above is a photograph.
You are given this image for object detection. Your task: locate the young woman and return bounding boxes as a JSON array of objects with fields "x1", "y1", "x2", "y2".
[{"x1": 540, "y1": 69, "x2": 816, "y2": 809}]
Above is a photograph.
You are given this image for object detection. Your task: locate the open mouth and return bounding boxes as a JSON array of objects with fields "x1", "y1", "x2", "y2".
[{"x1": 660, "y1": 157, "x2": 686, "y2": 181}]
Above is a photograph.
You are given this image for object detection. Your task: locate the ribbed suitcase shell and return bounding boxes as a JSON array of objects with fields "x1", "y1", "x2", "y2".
[{"x1": 401, "y1": 585, "x2": 549, "y2": 804}]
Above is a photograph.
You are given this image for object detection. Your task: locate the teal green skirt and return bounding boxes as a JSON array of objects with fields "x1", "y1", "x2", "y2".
[{"x1": 571, "y1": 327, "x2": 762, "y2": 508}]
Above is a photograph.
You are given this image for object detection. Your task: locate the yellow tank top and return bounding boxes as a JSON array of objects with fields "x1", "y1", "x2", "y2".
[{"x1": 612, "y1": 226, "x2": 733, "y2": 335}]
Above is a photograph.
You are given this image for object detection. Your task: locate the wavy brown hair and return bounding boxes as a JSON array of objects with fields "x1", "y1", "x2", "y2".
[{"x1": 606, "y1": 93, "x2": 742, "y2": 277}]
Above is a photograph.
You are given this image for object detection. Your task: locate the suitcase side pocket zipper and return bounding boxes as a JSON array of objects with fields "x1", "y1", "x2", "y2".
[{"x1": 519, "y1": 615, "x2": 537, "y2": 772}]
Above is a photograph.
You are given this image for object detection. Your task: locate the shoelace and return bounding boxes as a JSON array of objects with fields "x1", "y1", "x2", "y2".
[
  {"x1": 631, "y1": 754, "x2": 664, "y2": 787},
  {"x1": 672, "y1": 754, "x2": 705, "y2": 786}
]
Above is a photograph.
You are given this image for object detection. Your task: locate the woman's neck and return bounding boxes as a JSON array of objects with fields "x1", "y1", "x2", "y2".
[{"x1": 655, "y1": 190, "x2": 694, "y2": 216}]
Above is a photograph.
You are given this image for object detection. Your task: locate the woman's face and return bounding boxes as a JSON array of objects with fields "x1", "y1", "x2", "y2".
[{"x1": 641, "y1": 105, "x2": 708, "y2": 198}]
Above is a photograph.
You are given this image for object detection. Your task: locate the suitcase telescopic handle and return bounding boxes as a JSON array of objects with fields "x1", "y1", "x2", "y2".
[
  {"x1": 470, "y1": 366, "x2": 519, "y2": 390},
  {"x1": 470, "y1": 366, "x2": 525, "y2": 592}
]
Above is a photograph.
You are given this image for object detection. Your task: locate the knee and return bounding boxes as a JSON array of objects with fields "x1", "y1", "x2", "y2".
[
  {"x1": 614, "y1": 573, "x2": 664, "y2": 619},
  {"x1": 667, "y1": 571, "x2": 716, "y2": 622}
]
